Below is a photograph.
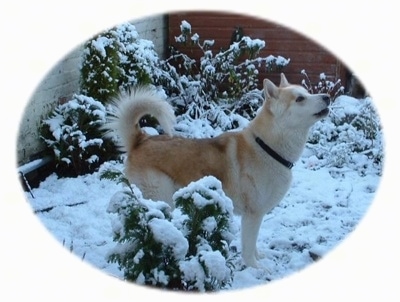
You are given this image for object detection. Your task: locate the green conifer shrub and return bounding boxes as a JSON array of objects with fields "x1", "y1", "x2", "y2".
[
  {"x1": 80, "y1": 31, "x2": 120, "y2": 103},
  {"x1": 80, "y1": 22, "x2": 160, "y2": 104},
  {"x1": 103, "y1": 169, "x2": 237, "y2": 292}
]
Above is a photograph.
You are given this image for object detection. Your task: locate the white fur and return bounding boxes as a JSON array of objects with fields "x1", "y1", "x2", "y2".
[{"x1": 105, "y1": 87, "x2": 176, "y2": 151}]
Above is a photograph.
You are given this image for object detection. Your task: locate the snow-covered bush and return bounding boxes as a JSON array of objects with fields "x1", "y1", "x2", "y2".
[
  {"x1": 160, "y1": 20, "x2": 289, "y2": 118},
  {"x1": 103, "y1": 169, "x2": 237, "y2": 291},
  {"x1": 172, "y1": 176, "x2": 237, "y2": 291},
  {"x1": 80, "y1": 30, "x2": 120, "y2": 103},
  {"x1": 80, "y1": 22, "x2": 160, "y2": 103},
  {"x1": 301, "y1": 69, "x2": 345, "y2": 99},
  {"x1": 306, "y1": 95, "x2": 383, "y2": 175},
  {"x1": 299, "y1": 72, "x2": 383, "y2": 175},
  {"x1": 78, "y1": 20, "x2": 290, "y2": 132},
  {"x1": 106, "y1": 181, "x2": 183, "y2": 288},
  {"x1": 113, "y1": 23, "x2": 160, "y2": 90},
  {"x1": 40, "y1": 94, "x2": 118, "y2": 177}
]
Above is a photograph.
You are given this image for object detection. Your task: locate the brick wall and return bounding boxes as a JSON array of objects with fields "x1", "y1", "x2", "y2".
[{"x1": 17, "y1": 15, "x2": 167, "y2": 165}]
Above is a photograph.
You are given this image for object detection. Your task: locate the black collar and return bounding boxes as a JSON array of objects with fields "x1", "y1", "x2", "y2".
[{"x1": 255, "y1": 136, "x2": 294, "y2": 169}]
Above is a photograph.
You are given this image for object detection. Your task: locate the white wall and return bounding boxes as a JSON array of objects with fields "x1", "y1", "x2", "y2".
[
  {"x1": 134, "y1": 14, "x2": 167, "y2": 58},
  {"x1": 17, "y1": 15, "x2": 167, "y2": 165}
]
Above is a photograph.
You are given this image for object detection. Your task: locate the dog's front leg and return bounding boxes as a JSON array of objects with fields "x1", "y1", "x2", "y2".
[{"x1": 240, "y1": 212, "x2": 264, "y2": 268}]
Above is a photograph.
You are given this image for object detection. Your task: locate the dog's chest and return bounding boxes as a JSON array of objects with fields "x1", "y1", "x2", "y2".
[
  {"x1": 257, "y1": 168, "x2": 291, "y2": 207},
  {"x1": 227, "y1": 162, "x2": 292, "y2": 215}
]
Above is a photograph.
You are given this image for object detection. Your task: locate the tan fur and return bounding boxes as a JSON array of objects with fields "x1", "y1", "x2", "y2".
[{"x1": 106, "y1": 74, "x2": 331, "y2": 268}]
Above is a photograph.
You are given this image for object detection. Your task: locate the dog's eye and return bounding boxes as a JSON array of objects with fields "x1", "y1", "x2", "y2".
[{"x1": 295, "y1": 96, "x2": 305, "y2": 103}]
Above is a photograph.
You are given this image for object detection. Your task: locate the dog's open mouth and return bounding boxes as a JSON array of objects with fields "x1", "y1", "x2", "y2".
[{"x1": 314, "y1": 108, "x2": 330, "y2": 118}]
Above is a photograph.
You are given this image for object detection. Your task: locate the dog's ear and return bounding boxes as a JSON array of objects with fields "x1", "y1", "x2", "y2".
[
  {"x1": 263, "y1": 78, "x2": 279, "y2": 99},
  {"x1": 279, "y1": 73, "x2": 290, "y2": 87}
]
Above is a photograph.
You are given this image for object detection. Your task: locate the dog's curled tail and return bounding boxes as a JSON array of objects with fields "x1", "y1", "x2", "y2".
[{"x1": 104, "y1": 86, "x2": 176, "y2": 151}]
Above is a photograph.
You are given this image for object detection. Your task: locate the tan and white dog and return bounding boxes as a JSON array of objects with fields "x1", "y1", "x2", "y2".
[{"x1": 106, "y1": 73, "x2": 330, "y2": 268}]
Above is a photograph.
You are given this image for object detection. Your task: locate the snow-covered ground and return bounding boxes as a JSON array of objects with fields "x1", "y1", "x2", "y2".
[{"x1": 24, "y1": 95, "x2": 382, "y2": 291}]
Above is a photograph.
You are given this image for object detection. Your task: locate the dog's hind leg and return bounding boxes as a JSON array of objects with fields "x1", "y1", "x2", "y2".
[{"x1": 240, "y1": 212, "x2": 264, "y2": 268}]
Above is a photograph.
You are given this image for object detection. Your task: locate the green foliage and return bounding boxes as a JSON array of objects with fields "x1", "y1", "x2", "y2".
[
  {"x1": 172, "y1": 177, "x2": 237, "y2": 291},
  {"x1": 106, "y1": 173, "x2": 237, "y2": 291},
  {"x1": 113, "y1": 23, "x2": 156, "y2": 88},
  {"x1": 80, "y1": 31, "x2": 120, "y2": 103},
  {"x1": 100, "y1": 167, "x2": 131, "y2": 187},
  {"x1": 80, "y1": 22, "x2": 159, "y2": 103},
  {"x1": 107, "y1": 186, "x2": 182, "y2": 287},
  {"x1": 40, "y1": 94, "x2": 118, "y2": 177},
  {"x1": 175, "y1": 186, "x2": 233, "y2": 259}
]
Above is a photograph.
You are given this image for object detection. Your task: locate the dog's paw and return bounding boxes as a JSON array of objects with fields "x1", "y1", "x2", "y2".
[
  {"x1": 247, "y1": 259, "x2": 260, "y2": 269},
  {"x1": 244, "y1": 260, "x2": 272, "y2": 275},
  {"x1": 243, "y1": 252, "x2": 272, "y2": 274},
  {"x1": 242, "y1": 254, "x2": 259, "y2": 268},
  {"x1": 243, "y1": 249, "x2": 266, "y2": 268},
  {"x1": 255, "y1": 250, "x2": 266, "y2": 260}
]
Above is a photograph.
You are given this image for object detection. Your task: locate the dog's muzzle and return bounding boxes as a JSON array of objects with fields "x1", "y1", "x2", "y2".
[{"x1": 314, "y1": 94, "x2": 331, "y2": 117}]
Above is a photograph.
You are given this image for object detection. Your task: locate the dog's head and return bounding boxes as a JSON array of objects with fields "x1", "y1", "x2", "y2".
[{"x1": 263, "y1": 73, "x2": 331, "y2": 129}]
